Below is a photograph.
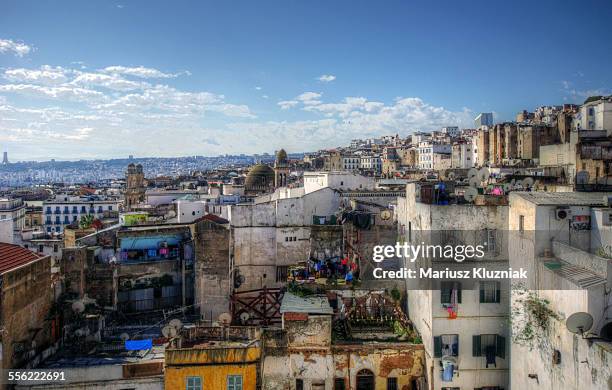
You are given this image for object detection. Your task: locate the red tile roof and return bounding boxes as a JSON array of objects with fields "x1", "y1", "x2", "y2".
[{"x1": 0, "y1": 242, "x2": 43, "y2": 275}]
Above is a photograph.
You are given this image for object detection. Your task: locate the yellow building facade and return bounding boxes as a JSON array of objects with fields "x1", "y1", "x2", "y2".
[{"x1": 165, "y1": 345, "x2": 260, "y2": 390}]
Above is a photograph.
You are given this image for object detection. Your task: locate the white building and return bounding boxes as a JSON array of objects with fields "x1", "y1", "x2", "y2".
[
  {"x1": 576, "y1": 96, "x2": 612, "y2": 133},
  {"x1": 228, "y1": 187, "x2": 341, "y2": 291},
  {"x1": 418, "y1": 142, "x2": 451, "y2": 170},
  {"x1": 0, "y1": 197, "x2": 26, "y2": 244},
  {"x1": 441, "y1": 126, "x2": 460, "y2": 137},
  {"x1": 341, "y1": 154, "x2": 360, "y2": 171},
  {"x1": 359, "y1": 154, "x2": 382, "y2": 173},
  {"x1": 43, "y1": 195, "x2": 120, "y2": 233},
  {"x1": 303, "y1": 171, "x2": 375, "y2": 195},
  {"x1": 451, "y1": 141, "x2": 474, "y2": 169},
  {"x1": 396, "y1": 183, "x2": 510, "y2": 390},
  {"x1": 508, "y1": 191, "x2": 612, "y2": 390}
]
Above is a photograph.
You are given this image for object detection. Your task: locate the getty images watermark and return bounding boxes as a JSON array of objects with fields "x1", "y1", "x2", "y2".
[{"x1": 371, "y1": 242, "x2": 528, "y2": 280}]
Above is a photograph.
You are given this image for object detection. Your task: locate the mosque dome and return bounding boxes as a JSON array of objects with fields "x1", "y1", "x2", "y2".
[{"x1": 245, "y1": 163, "x2": 274, "y2": 192}]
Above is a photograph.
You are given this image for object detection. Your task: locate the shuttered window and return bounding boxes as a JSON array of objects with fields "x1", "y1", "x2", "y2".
[{"x1": 441, "y1": 281, "x2": 462, "y2": 304}]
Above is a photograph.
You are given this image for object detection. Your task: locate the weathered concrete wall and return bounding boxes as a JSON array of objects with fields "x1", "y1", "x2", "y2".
[
  {"x1": 310, "y1": 225, "x2": 343, "y2": 261},
  {"x1": 1, "y1": 256, "x2": 54, "y2": 370},
  {"x1": 285, "y1": 315, "x2": 332, "y2": 349},
  {"x1": 262, "y1": 344, "x2": 426, "y2": 390},
  {"x1": 192, "y1": 219, "x2": 231, "y2": 321}
]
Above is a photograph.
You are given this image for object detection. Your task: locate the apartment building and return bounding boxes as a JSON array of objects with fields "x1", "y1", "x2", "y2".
[
  {"x1": 0, "y1": 197, "x2": 26, "y2": 244},
  {"x1": 508, "y1": 191, "x2": 612, "y2": 390},
  {"x1": 576, "y1": 95, "x2": 612, "y2": 134},
  {"x1": 418, "y1": 142, "x2": 451, "y2": 170},
  {"x1": 42, "y1": 195, "x2": 121, "y2": 233},
  {"x1": 397, "y1": 182, "x2": 510, "y2": 390}
]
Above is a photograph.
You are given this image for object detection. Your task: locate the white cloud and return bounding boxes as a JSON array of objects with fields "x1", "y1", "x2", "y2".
[
  {"x1": 0, "y1": 83, "x2": 107, "y2": 103},
  {"x1": 317, "y1": 74, "x2": 336, "y2": 83},
  {"x1": 278, "y1": 100, "x2": 298, "y2": 110},
  {"x1": 0, "y1": 38, "x2": 32, "y2": 57},
  {"x1": 71, "y1": 72, "x2": 146, "y2": 91},
  {"x1": 101, "y1": 66, "x2": 183, "y2": 79},
  {"x1": 296, "y1": 91, "x2": 322, "y2": 102},
  {"x1": 262, "y1": 95, "x2": 269, "y2": 99},
  {"x1": 255, "y1": 86, "x2": 262, "y2": 90},
  {"x1": 3, "y1": 66, "x2": 72, "y2": 85}
]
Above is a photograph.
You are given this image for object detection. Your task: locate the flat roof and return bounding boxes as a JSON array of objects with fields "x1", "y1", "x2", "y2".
[
  {"x1": 510, "y1": 191, "x2": 612, "y2": 206},
  {"x1": 280, "y1": 292, "x2": 333, "y2": 315}
]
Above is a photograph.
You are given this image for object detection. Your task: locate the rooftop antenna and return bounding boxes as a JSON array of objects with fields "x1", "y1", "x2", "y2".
[{"x1": 566, "y1": 312, "x2": 593, "y2": 338}]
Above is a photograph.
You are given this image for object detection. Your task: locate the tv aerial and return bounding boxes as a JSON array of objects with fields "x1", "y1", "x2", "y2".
[
  {"x1": 463, "y1": 187, "x2": 478, "y2": 202},
  {"x1": 566, "y1": 312, "x2": 593, "y2": 337}
]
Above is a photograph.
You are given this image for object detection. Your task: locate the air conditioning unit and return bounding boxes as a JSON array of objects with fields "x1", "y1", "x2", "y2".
[{"x1": 555, "y1": 207, "x2": 571, "y2": 220}]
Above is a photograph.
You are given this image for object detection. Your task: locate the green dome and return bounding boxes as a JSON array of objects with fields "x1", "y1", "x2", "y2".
[
  {"x1": 276, "y1": 149, "x2": 288, "y2": 163},
  {"x1": 245, "y1": 163, "x2": 274, "y2": 189}
]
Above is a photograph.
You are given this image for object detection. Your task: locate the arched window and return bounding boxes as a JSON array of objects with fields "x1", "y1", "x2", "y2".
[{"x1": 356, "y1": 369, "x2": 375, "y2": 390}]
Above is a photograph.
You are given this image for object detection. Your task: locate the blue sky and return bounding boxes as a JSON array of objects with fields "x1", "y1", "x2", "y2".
[{"x1": 1, "y1": 0, "x2": 611, "y2": 161}]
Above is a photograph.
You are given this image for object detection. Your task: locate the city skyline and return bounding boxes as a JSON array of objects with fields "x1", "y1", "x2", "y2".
[{"x1": 1, "y1": 0, "x2": 611, "y2": 161}]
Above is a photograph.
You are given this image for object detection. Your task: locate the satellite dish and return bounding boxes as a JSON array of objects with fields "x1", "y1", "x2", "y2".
[
  {"x1": 523, "y1": 177, "x2": 534, "y2": 188},
  {"x1": 380, "y1": 210, "x2": 391, "y2": 220},
  {"x1": 468, "y1": 168, "x2": 478, "y2": 179},
  {"x1": 463, "y1": 187, "x2": 478, "y2": 202},
  {"x1": 576, "y1": 171, "x2": 590, "y2": 185},
  {"x1": 469, "y1": 176, "x2": 481, "y2": 188},
  {"x1": 478, "y1": 167, "x2": 490, "y2": 182},
  {"x1": 566, "y1": 312, "x2": 593, "y2": 335},
  {"x1": 120, "y1": 333, "x2": 130, "y2": 341},
  {"x1": 218, "y1": 312, "x2": 232, "y2": 325},
  {"x1": 239, "y1": 312, "x2": 251, "y2": 324},
  {"x1": 72, "y1": 301, "x2": 85, "y2": 313},
  {"x1": 447, "y1": 172, "x2": 456, "y2": 180},
  {"x1": 169, "y1": 319, "x2": 183, "y2": 330},
  {"x1": 515, "y1": 180, "x2": 523, "y2": 190},
  {"x1": 162, "y1": 325, "x2": 177, "y2": 338},
  {"x1": 503, "y1": 183, "x2": 512, "y2": 192}
]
